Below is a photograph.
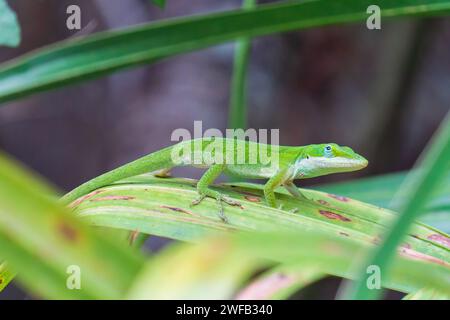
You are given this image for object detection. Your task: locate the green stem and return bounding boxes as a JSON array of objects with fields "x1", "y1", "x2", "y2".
[
  {"x1": 343, "y1": 111, "x2": 450, "y2": 299},
  {"x1": 228, "y1": 0, "x2": 256, "y2": 130}
]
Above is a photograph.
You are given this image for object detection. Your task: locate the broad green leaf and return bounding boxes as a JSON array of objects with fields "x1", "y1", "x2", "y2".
[
  {"x1": 0, "y1": 261, "x2": 15, "y2": 291},
  {"x1": 317, "y1": 171, "x2": 449, "y2": 210},
  {"x1": 128, "y1": 239, "x2": 321, "y2": 300},
  {"x1": 236, "y1": 230, "x2": 450, "y2": 296},
  {"x1": 0, "y1": 152, "x2": 145, "y2": 298},
  {"x1": 235, "y1": 265, "x2": 324, "y2": 300},
  {"x1": 1, "y1": 0, "x2": 450, "y2": 103},
  {"x1": 403, "y1": 288, "x2": 450, "y2": 300},
  {"x1": 317, "y1": 171, "x2": 450, "y2": 232},
  {"x1": 128, "y1": 229, "x2": 450, "y2": 299},
  {"x1": 127, "y1": 237, "x2": 258, "y2": 299},
  {"x1": 72, "y1": 176, "x2": 449, "y2": 259},
  {"x1": 70, "y1": 175, "x2": 450, "y2": 295},
  {"x1": 0, "y1": 0, "x2": 20, "y2": 47}
]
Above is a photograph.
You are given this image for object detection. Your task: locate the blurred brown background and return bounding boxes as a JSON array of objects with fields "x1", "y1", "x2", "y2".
[{"x1": 1, "y1": 0, "x2": 449, "y2": 299}]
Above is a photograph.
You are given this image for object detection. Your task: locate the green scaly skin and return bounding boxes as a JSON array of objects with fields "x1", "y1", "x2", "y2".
[{"x1": 61, "y1": 138, "x2": 368, "y2": 222}]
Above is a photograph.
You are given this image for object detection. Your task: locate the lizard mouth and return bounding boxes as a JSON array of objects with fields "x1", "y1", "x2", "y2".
[
  {"x1": 294, "y1": 155, "x2": 368, "y2": 179},
  {"x1": 313, "y1": 156, "x2": 368, "y2": 171},
  {"x1": 333, "y1": 157, "x2": 368, "y2": 170}
]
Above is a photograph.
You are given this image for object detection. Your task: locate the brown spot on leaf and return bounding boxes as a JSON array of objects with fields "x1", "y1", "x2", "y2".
[
  {"x1": 339, "y1": 231, "x2": 349, "y2": 237},
  {"x1": 57, "y1": 222, "x2": 79, "y2": 243},
  {"x1": 238, "y1": 190, "x2": 261, "y2": 198},
  {"x1": 319, "y1": 210, "x2": 351, "y2": 222},
  {"x1": 401, "y1": 243, "x2": 411, "y2": 249},
  {"x1": 128, "y1": 230, "x2": 140, "y2": 246},
  {"x1": 160, "y1": 205, "x2": 194, "y2": 215},
  {"x1": 69, "y1": 189, "x2": 104, "y2": 208},
  {"x1": 327, "y1": 194, "x2": 349, "y2": 202},
  {"x1": 372, "y1": 236, "x2": 381, "y2": 245},
  {"x1": 91, "y1": 195, "x2": 135, "y2": 202},
  {"x1": 427, "y1": 234, "x2": 450, "y2": 249},
  {"x1": 317, "y1": 199, "x2": 330, "y2": 206},
  {"x1": 399, "y1": 247, "x2": 450, "y2": 267},
  {"x1": 244, "y1": 195, "x2": 261, "y2": 202}
]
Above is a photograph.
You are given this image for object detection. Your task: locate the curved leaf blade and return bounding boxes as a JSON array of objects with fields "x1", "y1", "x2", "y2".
[
  {"x1": 317, "y1": 171, "x2": 450, "y2": 232},
  {"x1": 0, "y1": 0, "x2": 20, "y2": 48},
  {"x1": 71, "y1": 174, "x2": 450, "y2": 295},
  {"x1": 127, "y1": 237, "x2": 258, "y2": 299},
  {"x1": 127, "y1": 229, "x2": 450, "y2": 299},
  {"x1": 235, "y1": 265, "x2": 324, "y2": 300},
  {"x1": 1, "y1": 0, "x2": 450, "y2": 103},
  {"x1": 403, "y1": 288, "x2": 450, "y2": 300},
  {"x1": 0, "y1": 153, "x2": 145, "y2": 298},
  {"x1": 0, "y1": 261, "x2": 15, "y2": 292}
]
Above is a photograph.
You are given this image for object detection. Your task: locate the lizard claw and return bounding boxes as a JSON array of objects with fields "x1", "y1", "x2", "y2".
[
  {"x1": 190, "y1": 193, "x2": 239, "y2": 223},
  {"x1": 191, "y1": 195, "x2": 206, "y2": 206},
  {"x1": 216, "y1": 199, "x2": 229, "y2": 224},
  {"x1": 216, "y1": 196, "x2": 241, "y2": 223}
]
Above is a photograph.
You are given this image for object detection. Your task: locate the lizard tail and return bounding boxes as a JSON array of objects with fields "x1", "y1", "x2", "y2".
[{"x1": 60, "y1": 146, "x2": 174, "y2": 206}]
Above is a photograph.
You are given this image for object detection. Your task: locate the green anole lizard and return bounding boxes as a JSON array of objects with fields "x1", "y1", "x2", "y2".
[{"x1": 61, "y1": 138, "x2": 368, "y2": 222}]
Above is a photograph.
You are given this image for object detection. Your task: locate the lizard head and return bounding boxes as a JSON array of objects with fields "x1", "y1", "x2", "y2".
[{"x1": 294, "y1": 143, "x2": 368, "y2": 178}]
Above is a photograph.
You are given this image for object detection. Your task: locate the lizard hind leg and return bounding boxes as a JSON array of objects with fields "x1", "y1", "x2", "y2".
[
  {"x1": 284, "y1": 181, "x2": 308, "y2": 201},
  {"x1": 153, "y1": 167, "x2": 172, "y2": 178},
  {"x1": 280, "y1": 181, "x2": 307, "y2": 213},
  {"x1": 191, "y1": 164, "x2": 241, "y2": 223}
]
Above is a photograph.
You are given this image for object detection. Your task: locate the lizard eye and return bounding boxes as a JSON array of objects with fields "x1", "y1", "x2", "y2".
[{"x1": 324, "y1": 145, "x2": 333, "y2": 157}]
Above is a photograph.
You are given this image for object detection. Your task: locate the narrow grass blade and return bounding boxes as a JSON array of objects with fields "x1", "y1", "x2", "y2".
[
  {"x1": 1, "y1": 0, "x2": 450, "y2": 103},
  {"x1": 0, "y1": 0, "x2": 20, "y2": 47},
  {"x1": 228, "y1": 0, "x2": 256, "y2": 129},
  {"x1": 345, "y1": 112, "x2": 450, "y2": 300}
]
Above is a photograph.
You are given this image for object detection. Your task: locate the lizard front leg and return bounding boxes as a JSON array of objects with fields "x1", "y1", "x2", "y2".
[{"x1": 191, "y1": 164, "x2": 241, "y2": 223}]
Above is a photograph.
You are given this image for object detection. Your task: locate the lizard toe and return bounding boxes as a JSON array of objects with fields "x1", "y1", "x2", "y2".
[
  {"x1": 190, "y1": 194, "x2": 206, "y2": 206},
  {"x1": 221, "y1": 196, "x2": 241, "y2": 207}
]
